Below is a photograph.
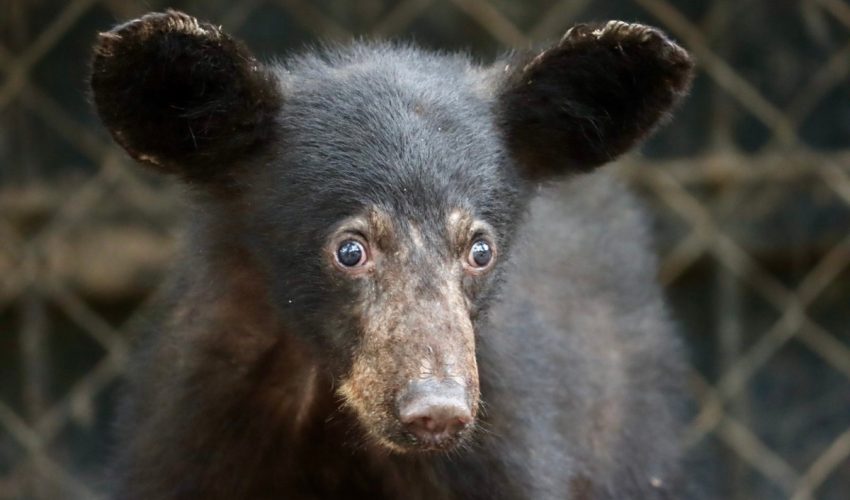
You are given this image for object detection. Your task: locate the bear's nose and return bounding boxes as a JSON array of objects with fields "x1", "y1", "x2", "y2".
[{"x1": 398, "y1": 380, "x2": 472, "y2": 445}]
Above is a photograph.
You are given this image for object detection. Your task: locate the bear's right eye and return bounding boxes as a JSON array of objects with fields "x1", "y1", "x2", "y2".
[{"x1": 336, "y1": 240, "x2": 367, "y2": 267}]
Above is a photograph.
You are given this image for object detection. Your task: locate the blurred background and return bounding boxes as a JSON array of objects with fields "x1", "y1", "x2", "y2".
[{"x1": 0, "y1": 0, "x2": 849, "y2": 498}]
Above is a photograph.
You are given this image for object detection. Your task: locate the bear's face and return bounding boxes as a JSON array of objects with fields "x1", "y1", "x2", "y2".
[
  {"x1": 237, "y1": 61, "x2": 519, "y2": 450},
  {"x1": 90, "y1": 11, "x2": 692, "y2": 452}
]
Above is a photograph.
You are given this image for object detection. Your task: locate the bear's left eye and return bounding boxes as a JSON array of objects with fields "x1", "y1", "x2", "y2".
[
  {"x1": 336, "y1": 239, "x2": 367, "y2": 267},
  {"x1": 468, "y1": 239, "x2": 494, "y2": 268}
]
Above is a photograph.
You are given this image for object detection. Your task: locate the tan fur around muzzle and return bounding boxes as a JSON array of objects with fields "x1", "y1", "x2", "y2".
[{"x1": 338, "y1": 282, "x2": 479, "y2": 451}]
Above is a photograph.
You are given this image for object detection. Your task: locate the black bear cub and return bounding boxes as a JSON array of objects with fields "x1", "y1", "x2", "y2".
[{"x1": 91, "y1": 10, "x2": 693, "y2": 499}]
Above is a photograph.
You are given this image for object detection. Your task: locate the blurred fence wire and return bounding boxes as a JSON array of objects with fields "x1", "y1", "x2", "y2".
[{"x1": 1, "y1": 0, "x2": 849, "y2": 499}]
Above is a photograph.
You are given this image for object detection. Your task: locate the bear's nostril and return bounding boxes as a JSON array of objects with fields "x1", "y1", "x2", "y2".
[
  {"x1": 400, "y1": 400, "x2": 472, "y2": 443},
  {"x1": 397, "y1": 379, "x2": 474, "y2": 446}
]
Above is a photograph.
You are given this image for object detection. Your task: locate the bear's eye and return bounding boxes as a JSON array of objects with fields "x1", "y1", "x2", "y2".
[
  {"x1": 336, "y1": 239, "x2": 367, "y2": 267},
  {"x1": 468, "y1": 239, "x2": 493, "y2": 268}
]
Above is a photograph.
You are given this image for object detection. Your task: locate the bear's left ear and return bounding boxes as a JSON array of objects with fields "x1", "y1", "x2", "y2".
[
  {"x1": 496, "y1": 21, "x2": 694, "y2": 179},
  {"x1": 90, "y1": 10, "x2": 282, "y2": 182}
]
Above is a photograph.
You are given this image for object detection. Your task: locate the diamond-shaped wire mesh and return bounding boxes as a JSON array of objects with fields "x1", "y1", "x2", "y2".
[{"x1": 1, "y1": 0, "x2": 849, "y2": 498}]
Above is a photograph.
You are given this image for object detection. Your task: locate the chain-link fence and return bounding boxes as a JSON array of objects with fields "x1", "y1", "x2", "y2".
[{"x1": 1, "y1": 0, "x2": 849, "y2": 498}]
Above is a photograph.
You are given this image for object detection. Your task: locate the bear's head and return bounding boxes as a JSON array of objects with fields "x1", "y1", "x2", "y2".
[{"x1": 90, "y1": 11, "x2": 692, "y2": 453}]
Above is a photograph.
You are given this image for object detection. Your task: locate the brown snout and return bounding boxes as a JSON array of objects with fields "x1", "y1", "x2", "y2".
[{"x1": 397, "y1": 379, "x2": 473, "y2": 447}]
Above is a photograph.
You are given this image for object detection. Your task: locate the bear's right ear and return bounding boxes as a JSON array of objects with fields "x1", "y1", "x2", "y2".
[{"x1": 90, "y1": 10, "x2": 282, "y2": 182}]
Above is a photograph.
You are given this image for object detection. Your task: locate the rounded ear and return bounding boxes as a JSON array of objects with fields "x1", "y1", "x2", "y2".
[
  {"x1": 496, "y1": 21, "x2": 694, "y2": 179},
  {"x1": 90, "y1": 10, "x2": 282, "y2": 182}
]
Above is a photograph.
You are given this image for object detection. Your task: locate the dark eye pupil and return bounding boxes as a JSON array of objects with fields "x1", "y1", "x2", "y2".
[
  {"x1": 337, "y1": 240, "x2": 363, "y2": 267},
  {"x1": 471, "y1": 240, "x2": 492, "y2": 267}
]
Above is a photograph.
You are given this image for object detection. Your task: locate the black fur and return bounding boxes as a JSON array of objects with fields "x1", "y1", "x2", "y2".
[
  {"x1": 498, "y1": 21, "x2": 694, "y2": 177},
  {"x1": 90, "y1": 10, "x2": 282, "y2": 181},
  {"x1": 90, "y1": 10, "x2": 696, "y2": 500}
]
